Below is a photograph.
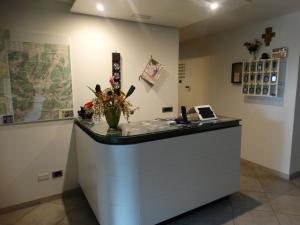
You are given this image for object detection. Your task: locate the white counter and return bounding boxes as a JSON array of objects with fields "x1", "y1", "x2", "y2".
[{"x1": 75, "y1": 120, "x2": 241, "y2": 225}]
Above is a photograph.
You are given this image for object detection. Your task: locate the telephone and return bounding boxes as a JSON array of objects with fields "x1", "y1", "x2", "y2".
[{"x1": 175, "y1": 106, "x2": 190, "y2": 124}]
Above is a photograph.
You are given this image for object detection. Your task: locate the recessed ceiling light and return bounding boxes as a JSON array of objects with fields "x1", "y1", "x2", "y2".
[
  {"x1": 96, "y1": 3, "x2": 104, "y2": 12},
  {"x1": 210, "y1": 2, "x2": 219, "y2": 10}
]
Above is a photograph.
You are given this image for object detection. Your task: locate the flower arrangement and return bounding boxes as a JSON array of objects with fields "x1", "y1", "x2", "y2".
[
  {"x1": 84, "y1": 101, "x2": 93, "y2": 111},
  {"x1": 87, "y1": 76, "x2": 137, "y2": 128},
  {"x1": 244, "y1": 39, "x2": 262, "y2": 54},
  {"x1": 77, "y1": 101, "x2": 94, "y2": 120}
]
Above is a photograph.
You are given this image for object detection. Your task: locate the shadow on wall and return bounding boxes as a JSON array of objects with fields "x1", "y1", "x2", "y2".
[
  {"x1": 244, "y1": 96, "x2": 284, "y2": 107},
  {"x1": 63, "y1": 124, "x2": 79, "y2": 192},
  {"x1": 290, "y1": 54, "x2": 300, "y2": 174}
]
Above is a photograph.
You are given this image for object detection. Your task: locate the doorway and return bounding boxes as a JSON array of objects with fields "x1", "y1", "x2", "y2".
[{"x1": 178, "y1": 56, "x2": 215, "y2": 112}]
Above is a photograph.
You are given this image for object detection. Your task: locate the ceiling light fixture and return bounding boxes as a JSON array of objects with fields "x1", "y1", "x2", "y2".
[
  {"x1": 96, "y1": 3, "x2": 104, "y2": 12},
  {"x1": 209, "y1": 2, "x2": 219, "y2": 10}
]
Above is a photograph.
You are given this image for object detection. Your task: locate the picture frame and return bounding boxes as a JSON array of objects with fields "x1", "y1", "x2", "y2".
[{"x1": 231, "y1": 62, "x2": 243, "y2": 84}]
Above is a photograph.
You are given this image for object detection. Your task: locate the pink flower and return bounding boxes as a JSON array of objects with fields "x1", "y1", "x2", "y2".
[
  {"x1": 84, "y1": 101, "x2": 93, "y2": 109},
  {"x1": 109, "y1": 76, "x2": 115, "y2": 87}
]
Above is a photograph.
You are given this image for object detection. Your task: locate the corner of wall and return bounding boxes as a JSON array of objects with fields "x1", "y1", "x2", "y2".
[{"x1": 290, "y1": 54, "x2": 300, "y2": 175}]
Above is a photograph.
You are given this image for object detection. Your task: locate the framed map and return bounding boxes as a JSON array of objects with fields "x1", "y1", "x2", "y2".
[
  {"x1": 0, "y1": 30, "x2": 13, "y2": 119},
  {"x1": 0, "y1": 30, "x2": 73, "y2": 124}
]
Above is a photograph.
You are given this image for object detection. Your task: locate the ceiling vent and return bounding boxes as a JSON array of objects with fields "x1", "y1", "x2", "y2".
[{"x1": 178, "y1": 63, "x2": 186, "y2": 83}]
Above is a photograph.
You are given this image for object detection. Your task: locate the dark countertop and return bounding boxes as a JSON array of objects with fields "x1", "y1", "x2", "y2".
[{"x1": 75, "y1": 117, "x2": 241, "y2": 145}]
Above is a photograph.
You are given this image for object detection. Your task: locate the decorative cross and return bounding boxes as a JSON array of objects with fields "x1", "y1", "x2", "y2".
[{"x1": 262, "y1": 27, "x2": 275, "y2": 46}]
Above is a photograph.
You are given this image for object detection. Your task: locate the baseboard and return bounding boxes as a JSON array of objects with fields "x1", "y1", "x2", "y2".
[
  {"x1": 0, "y1": 188, "x2": 81, "y2": 215},
  {"x1": 1, "y1": 162, "x2": 298, "y2": 216},
  {"x1": 241, "y1": 158, "x2": 291, "y2": 180}
]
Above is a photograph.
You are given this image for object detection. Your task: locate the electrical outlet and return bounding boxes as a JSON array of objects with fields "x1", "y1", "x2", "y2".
[
  {"x1": 162, "y1": 107, "x2": 173, "y2": 113},
  {"x1": 38, "y1": 173, "x2": 50, "y2": 182},
  {"x1": 52, "y1": 170, "x2": 63, "y2": 178}
]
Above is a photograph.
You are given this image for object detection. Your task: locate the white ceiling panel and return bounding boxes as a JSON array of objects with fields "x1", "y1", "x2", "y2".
[
  {"x1": 71, "y1": 0, "x2": 250, "y2": 28},
  {"x1": 71, "y1": 0, "x2": 300, "y2": 41},
  {"x1": 180, "y1": 0, "x2": 300, "y2": 41}
]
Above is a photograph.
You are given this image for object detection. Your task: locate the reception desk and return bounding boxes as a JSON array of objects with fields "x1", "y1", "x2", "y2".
[{"x1": 75, "y1": 117, "x2": 241, "y2": 225}]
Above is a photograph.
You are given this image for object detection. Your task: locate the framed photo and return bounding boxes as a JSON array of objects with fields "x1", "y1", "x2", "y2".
[{"x1": 231, "y1": 62, "x2": 243, "y2": 84}]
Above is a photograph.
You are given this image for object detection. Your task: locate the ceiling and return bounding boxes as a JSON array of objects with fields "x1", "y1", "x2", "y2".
[
  {"x1": 71, "y1": 0, "x2": 300, "y2": 42},
  {"x1": 180, "y1": 0, "x2": 300, "y2": 41},
  {"x1": 71, "y1": 0, "x2": 250, "y2": 28}
]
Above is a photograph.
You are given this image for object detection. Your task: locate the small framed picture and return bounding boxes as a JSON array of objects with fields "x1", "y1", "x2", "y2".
[
  {"x1": 3, "y1": 115, "x2": 14, "y2": 124},
  {"x1": 231, "y1": 62, "x2": 243, "y2": 84}
]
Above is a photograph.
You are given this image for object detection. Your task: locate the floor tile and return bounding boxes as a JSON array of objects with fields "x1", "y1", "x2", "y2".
[
  {"x1": 254, "y1": 166, "x2": 276, "y2": 178},
  {"x1": 292, "y1": 177, "x2": 300, "y2": 190},
  {"x1": 165, "y1": 217, "x2": 190, "y2": 225},
  {"x1": 1, "y1": 160, "x2": 299, "y2": 225},
  {"x1": 233, "y1": 209, "x2": 280, "y2": 225},
  {"x1": 14, "y1": 203, "x2": 66, "y2": 225},
  {"x1": 240, "y1": 176, "x2": 264, "y2": 192},
  {"x1": 270, "y1": 195, "x2": 300, "y2": 216},
  {"x1": 0, "y1": 206, "x2": 37, "y2": 225},
  {"x1": 57, "y1": 204, "x2": 99, "y2": 225},
  {"x1": 240, "y1": 164, "x2": 257, "y2": 178},
  {"x1": 49, "y1": 190, "x2": 87, "y2": 213},
  {"x1": 259, "y1": 176, "x2": 300, "y2": 195},
  {"x1": 276, "y1": 213, "x2": 300, "y2": 225},
  {"x1": 240, "y1": 160, "x2": 257, "y2": 169},
  {"x1": 57, "y1": 216, "x2": 99, "y2": 225},
  {"x1": 166, "y1": 199, "x2": 235, "y2": 225},
  {"x1": 230, "y1": 191, "x2": 273, "y2": 212}
]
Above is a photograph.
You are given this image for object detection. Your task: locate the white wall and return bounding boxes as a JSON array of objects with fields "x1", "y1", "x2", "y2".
[
  {"x1": 0, "y1": 1, "x2": 179, "y2": 209},
  {"x1": 0, "y1": 120, "x2": 77, "y2": 208},
  {"x1": 180, "y1": 11, "x2": 300, "y2": 175}
]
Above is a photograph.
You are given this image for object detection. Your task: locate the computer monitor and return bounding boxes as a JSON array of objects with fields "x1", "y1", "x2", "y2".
[{"x1": 194, "y1": 105, "x2": 217, "y2": 121}]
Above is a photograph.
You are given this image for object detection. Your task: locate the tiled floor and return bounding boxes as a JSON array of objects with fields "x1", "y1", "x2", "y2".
[{"x1": 1, "y1": 160, "x2": 300, "y2": 225}]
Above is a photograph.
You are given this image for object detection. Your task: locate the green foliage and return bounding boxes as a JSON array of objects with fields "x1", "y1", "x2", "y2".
[
  {"x1": 0, "y1": 30, "x2": 9, "y2": 52},
  {"x1": 43, "y1": 98, "x2": 60, "y2": 111},
  {"x1": 0, "y1": 102, "x2": 6, "y2": 114},
  {"x1": 59, "y1": 57, "x2": 65, "y2": 65},
  {"x1": 12, "y1": 96, "x2": 33, "y2": 111},
  {"x1": 0, "y1": 79, "x2": 4, "y2": 95}
]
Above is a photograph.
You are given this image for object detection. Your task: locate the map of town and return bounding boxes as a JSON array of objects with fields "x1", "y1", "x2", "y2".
[
  {"x1": 0, "y1": 29, "x2": 74, "y2": 123},
  {"x1": 0, "y1": 30, "x2": 13, "y2": 117}
]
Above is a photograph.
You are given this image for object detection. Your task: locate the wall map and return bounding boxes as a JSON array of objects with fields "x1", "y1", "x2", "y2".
[{"x1": 0, "y1": 29, "x2": 73, "y2": 124}]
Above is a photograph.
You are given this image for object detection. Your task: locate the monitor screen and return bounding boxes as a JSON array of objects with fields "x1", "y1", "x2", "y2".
[{"x1": 198, "y1": 107, "x2": 215, "y2": 119}]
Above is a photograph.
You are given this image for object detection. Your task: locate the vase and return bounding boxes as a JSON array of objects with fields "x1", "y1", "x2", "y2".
[
  {"x1": 104, "y1": 106, "x2": 121, "y2": 129},
  {"x1": 249, "y1": 51, "x2": 257, "y2": 61}
]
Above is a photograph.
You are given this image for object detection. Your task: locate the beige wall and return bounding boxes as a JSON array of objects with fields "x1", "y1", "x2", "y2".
[
  {"x1": 180, "y1": 11, "x2": 300, "y2": 175},
  {"x1": 179, "y1": 57, "x2": 216, "y2": 110},
  {"x1": 0, "y1": 1, "x2": 179, "y2": 208}
]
